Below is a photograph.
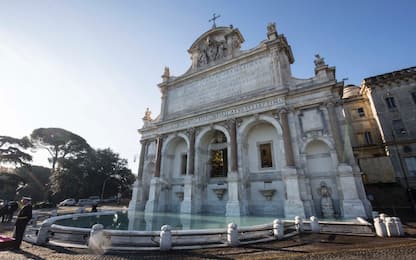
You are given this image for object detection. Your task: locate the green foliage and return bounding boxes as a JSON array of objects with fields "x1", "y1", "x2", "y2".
[
  {"x1": 0, "y1": 136, "x2": 33, "y2": 166},
  {"x1": 49, "y1": 147, "x2": 134, "y2": 203},
  {"x1": 30, "y1": 128, "x2": 91, "y2": 173},
  {"x1": 0, "y1": 128, "x2": 134, "y2": 204}
]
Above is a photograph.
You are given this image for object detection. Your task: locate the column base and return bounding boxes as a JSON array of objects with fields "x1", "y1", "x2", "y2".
[
  {"x1": 180, "y1": 176, "x2": 194, "y2": 214},
  {"x1": 225, "y1": 171, "x2": 247, "y2": 216},
  {"x1": 144, "y1": 178, "x2": 162, "y2": 215},
  {"x1": 226, "y1": 201, "x2": 242, "y2": 216},
  {"x1": 128, "y1": 180, "x2": 145, "y2": 219}
]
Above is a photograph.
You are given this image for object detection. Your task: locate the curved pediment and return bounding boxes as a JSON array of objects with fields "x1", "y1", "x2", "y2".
[{"x1": 187, "y1": 26, "x2": 245, "y2": 71}]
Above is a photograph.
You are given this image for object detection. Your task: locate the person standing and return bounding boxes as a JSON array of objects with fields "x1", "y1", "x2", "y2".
[{"x1": 13, "y1": 197, "x2": 32, "y2": 249}]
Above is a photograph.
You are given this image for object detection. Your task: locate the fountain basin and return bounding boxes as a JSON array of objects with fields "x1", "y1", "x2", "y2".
[{"x1": 24, "y1": 211, "x2": 374, "y2": 253}]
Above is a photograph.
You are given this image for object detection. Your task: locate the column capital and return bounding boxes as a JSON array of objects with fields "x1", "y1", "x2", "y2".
[
  {"x1": 185, "y1": 127, "x2": 197, "y2": 138},
  {"x1": 325, "y1": 100, "x2": 340, "y2": 108},
  {"x1": 225, "y1": 118, "x2": 241, "y2": 130},
  {"x1": 278, "y1": 108, "x2": 288, "y2": 115}
]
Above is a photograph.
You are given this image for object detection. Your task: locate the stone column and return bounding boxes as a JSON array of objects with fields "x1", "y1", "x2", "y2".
[
  {"x1": 145, "y1": 137, "x2": 163, "y2": 215},
  {"x1": 327, "y1": 102, "x2": 345, "y2": 163},
  {"x1": 137, "y1": 140, "x2": 147, "y2": 181},
  {"x1": 188, "y1": 128, "x2": 195, "y2": 175},
  {"x1": 128, "y1": 140, "x2": 148, "y2": 215},
  {"x1": 155, "y1": 136, "x2": 163, "y2": 177},
  {"x1": 230, "y1": 119, "x2": 238, "y2": 172},
  {"x1": 181, "y1": 128, "x2": 195, "y2": 214},
  {"x1": 226, "y1": 119, "x2": 243, "y2": 216},
  {"x1": 279, "y1": 109, "x2": 295, "y2": 167}
]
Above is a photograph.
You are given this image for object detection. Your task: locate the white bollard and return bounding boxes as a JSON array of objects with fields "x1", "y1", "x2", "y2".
[
  {"x1": 160, "y1": 225, "x2": 172, "y2": 251},
  {"x1": 392, "y1": 217, "x2": 405, "y2": 236},
  {"x1": 310, "y1": 216, "x2": 320, "y2": 233},
  {"x1": 379, "y1": 213, "x2": 387, "y2": 221},
  {"x1": 35, "y1": 221, "x2": 52, "y2": 245},
  {"x1": 385, "y1": 217, "x2": 399, "y2": 237},
  {"x1": 88, "y1": 224, "x2": 106, "y2": 254},
  {"x1": 295, "y1": 216, "x2": 303, "y2": 233},
  {"x1": 373, "y1": 217, "x2": 387, "y2": 237},
  {"x1": 227, "y1": 223, "x2": 239, "y2": 247},
  {"x1": 273, "y1": 219, "x2": 284, "y2": 240}
]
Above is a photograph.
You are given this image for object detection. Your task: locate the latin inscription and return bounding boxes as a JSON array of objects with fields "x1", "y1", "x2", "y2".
[
  {"x1": 159, "y1": 96, "x2": 284, "y2": 133},
  {"x1": 167, "y1": 55, "x2": 273, "y2": 114}
]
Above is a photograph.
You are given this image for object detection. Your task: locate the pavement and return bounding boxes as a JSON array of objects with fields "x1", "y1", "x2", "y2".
[{"x1": 1, "y1": 206, "x2": 416, "y2": 259}]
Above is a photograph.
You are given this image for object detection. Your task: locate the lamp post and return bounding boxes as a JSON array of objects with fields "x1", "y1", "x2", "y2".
[
  {"x1": 391, "y1": 128, "x2": 416, "y2": 212},
  {"x1": 101, "y1": 174, "x2": 121, "y2": 201}
]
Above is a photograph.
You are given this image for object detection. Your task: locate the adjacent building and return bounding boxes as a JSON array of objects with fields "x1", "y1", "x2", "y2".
[
  {"x1": 361, "y1": 67, "x2": 416, "y2": 188},
  {"x1": 342, "y1": 85, "x2": 394, "y2": 184},
  {"x1": 129, "y1": 23, "x2": 371, "y2": 219}
]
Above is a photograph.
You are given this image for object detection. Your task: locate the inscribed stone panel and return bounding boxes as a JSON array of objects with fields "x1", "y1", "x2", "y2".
[
  {"x1": 301, "y1": 109, "x2": 323, "y2": 132},
  {"x1": 166, "y1": 55, "x2": 273, "y2": 114}
]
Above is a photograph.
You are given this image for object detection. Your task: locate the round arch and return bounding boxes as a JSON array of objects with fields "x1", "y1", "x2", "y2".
[
  {"x1": 238, "y1": 115, "x2": 283, "y2": 140},
  {"x1": 162, "y1": 133, "x2": 190, "y2": 155}
]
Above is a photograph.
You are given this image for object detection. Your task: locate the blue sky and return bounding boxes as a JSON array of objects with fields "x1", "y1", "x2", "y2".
[{"x1": 1, "y1": 0, "x2": 415, "y2": 173}]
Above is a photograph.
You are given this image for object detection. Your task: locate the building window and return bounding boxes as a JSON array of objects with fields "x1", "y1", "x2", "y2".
[
  {"x1": 180, "y1": 154, "x2": 187, "y2": 175},
  {"x1": 357, "y1": 107, "x2": 365, "y2": 117},
  {"x1": 405, "y1": 157, "x2": 416, "y2": 177},
  {"x1": 259, "y1": 143, "x2": 273, "y2": 168},
  {"x1": 392, "y1": 119, "x2": 406, "y2": 135},
  {"x1": 412, "y1": 92, "x2": 416, "y2": 104},
  {"x1": 385, "y1": 97, "x2": 396, "y2": 109},
  {"x1": 210, "y1": 149, "x2": 228, "y2": 177},
  {"x1": 364, "y1": 131, "x2": 374, "y2": 144}
]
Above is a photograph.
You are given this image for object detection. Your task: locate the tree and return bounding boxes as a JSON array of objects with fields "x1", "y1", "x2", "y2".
[
  {"x1": 30, "y1": 128, "x2": 91, "y2": 174},
  {"x1": 48, "y1": 147, "x2": 135, "y2": 202},
  {"x1": 49, "y1": 152, "x2": 89, "y2": 202},
  {"x1": 88, "y1": 148, "x2": 135, "y2": 199},
  {"x1": 0, "y1": 136, "x2": 33, "y2": 166}
]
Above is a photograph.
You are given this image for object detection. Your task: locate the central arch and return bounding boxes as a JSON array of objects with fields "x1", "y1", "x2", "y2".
[{"x1": 195, "y1": 125, "x2": 231, "y2": 214}]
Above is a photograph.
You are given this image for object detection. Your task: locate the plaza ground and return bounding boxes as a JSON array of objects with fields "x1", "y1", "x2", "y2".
[{"x1": 1, "y1": 206, "x2": 416, "y2": 259}]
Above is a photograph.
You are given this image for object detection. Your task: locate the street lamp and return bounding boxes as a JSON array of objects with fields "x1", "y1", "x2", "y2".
[
  {"x1": 391, "y1": 128, "x2": 416, "y2": 212},
  {"x1": 101, "y1": 174, "x2": 121, "y2": 201}
]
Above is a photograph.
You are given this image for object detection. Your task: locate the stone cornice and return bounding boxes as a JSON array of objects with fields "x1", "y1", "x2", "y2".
[
  {"x1": 139, "y1": 94, "x2": 286, "y2": 137},
  {"x1": 362, "y1": 66, "x2": 416, "y2": 87}
]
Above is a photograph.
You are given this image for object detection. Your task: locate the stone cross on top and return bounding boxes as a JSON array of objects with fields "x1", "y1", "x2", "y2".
[{"x1": 209, "y1": 13, "x2": 221, "y2": 28}]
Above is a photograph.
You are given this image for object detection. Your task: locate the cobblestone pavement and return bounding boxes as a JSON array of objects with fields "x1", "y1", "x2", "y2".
[
  {"x1": 1, "y1": 207, "x2": 416, "y2": 259},
  {"x1": 1, "y1": 232, "x2": 416, "y2": 260}
]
